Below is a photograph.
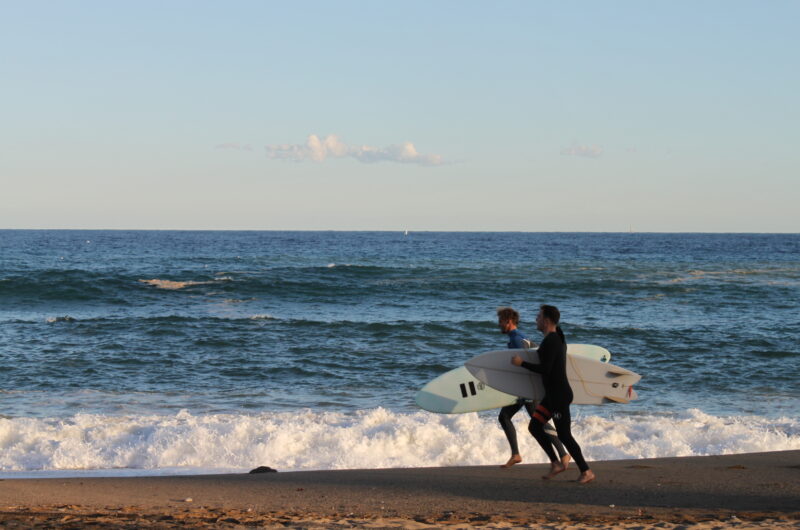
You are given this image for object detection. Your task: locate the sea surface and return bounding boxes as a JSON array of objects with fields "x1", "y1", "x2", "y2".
[{"x1": 1, "y1": 230, "x2": 798, "y2": 477}]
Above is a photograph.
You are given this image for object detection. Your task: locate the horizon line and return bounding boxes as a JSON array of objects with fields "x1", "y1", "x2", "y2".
[{"x1": 1, "y1": 228, "x2": 798, "y2": 235}]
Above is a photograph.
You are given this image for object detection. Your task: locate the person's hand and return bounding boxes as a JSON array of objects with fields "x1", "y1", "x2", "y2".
[{"x1": 511, "y1": 354, "x2": 523, "y2": 366}]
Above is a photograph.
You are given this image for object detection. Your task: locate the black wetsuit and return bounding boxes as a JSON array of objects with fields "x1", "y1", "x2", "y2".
[
  {"x1": 520, "y1": 330, "x2": 590, "y2": 473},
  {"x1": 498, "y1": 400, "x2": 567, "y2": 458},
  {"x1": 498, "y1": 329, "x2": 566, "y2": 458}
]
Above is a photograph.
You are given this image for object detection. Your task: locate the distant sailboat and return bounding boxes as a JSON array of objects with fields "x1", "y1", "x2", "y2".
[{"x1": 404, "y1": 230, "x2": 409, "y2": 236}]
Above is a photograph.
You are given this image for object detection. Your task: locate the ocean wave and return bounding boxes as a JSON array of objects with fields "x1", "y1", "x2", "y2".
[
  {"x1": 138, "y1": 279, "x2": 215, "y2": 290},
  {"x1": 250, "y1": 314, "x2": 277, "y2": 320},
  {"x1": 0, "y1": 408, "x2": 797, "y2": 476},
  {"x1": 0, "y1": 270, "x2": 135, "y2": 302},
  {"x1": 45, "y1": 316, "x2": 77, "y2": 323},
  {"x1": 687, "y1": 268, "x2": 800, "y2": 277},
  {"x1": 0, "y1": 270, "x2": 245, "y2": 304},
  {"x1": 1, "y1": 314, "x2": 490, "y2": 331},
  {"x1": 15, "y1": 262, "x2": 792, "y2": 306},
  {"x1": 660, "y1": 268, "x2": 800, "y2": 285}
]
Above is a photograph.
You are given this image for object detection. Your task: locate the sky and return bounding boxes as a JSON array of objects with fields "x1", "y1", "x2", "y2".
[{"x1": 1, "y1": 1, "x2": 798, "y2": 232}]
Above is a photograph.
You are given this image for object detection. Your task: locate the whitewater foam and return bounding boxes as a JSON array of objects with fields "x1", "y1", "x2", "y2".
[
  {"x1": 139, "y1": 279, "x2": 212, "y2": 290},
  {"x1": 0, "y1": 409, "x2": 797, "y2": 477},
  {"x1": 45, "y1": 316, "x2": 76, "y2": 323}
]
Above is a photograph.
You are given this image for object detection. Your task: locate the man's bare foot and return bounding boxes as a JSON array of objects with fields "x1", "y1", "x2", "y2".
[
  {"x1": 560, "y1": 453, "x2": 571, "y2": 470},
  {"x1": 542, "y1": 461, "x2": 566, "y2": 479},
  {"x1": 500, "y1": 454, "x2": 522, "y2": 468},
  {"x1": 577, "y1": 469, "x2": 596, "y2": 484}
]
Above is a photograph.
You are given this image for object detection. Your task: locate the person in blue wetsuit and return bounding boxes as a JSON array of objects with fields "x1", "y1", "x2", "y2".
[
  {"x1": 512, "y1": 305, "x2": 595, "y2": 484},
  {"x1": 496, "y1": 307, "x2": 569, "y2": 469}
]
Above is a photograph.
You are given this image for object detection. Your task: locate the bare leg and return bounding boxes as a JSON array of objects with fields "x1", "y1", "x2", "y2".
[
  {"x1": 498, "y1": 403, "x2": 524, "y2": 468},
  {"x1": 542, "y1": 461, "x2": 566, "y2": 480},
  {"x1": 501, "y1": 454, "x2": 522, "y2": 468}
]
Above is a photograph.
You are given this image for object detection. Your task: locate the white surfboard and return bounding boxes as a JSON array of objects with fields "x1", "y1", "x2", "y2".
[
  {"x1": 465, "y1": 348, "x2": 639, "y2": 405},
  {"x1": 415, "y1": 344, "x2": 612, "y2": 414}
]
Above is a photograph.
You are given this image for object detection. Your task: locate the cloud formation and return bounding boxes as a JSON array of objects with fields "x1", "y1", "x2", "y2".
[
  {"x1": 264, "y1": 134, "x2": 443, "y2": 166},
  {"x1": 561, "y1": 143, "x2": 603, "y2": 158}
]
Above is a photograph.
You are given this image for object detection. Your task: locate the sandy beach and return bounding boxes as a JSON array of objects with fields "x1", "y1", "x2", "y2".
[{"x1": 0, "y1": 450, "x2": 797, "y2": 528}]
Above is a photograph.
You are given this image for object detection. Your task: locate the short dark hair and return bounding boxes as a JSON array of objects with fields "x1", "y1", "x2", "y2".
[
  {"x1": 497, "y1": 307, "x2": 519, "y2": 325},
  {"x1": 539, "y1": 304, "x2": 560, "y2": 324}
]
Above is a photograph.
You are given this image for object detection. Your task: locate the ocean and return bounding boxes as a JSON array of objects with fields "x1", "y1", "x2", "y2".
[{"x1": 1, "y1": 230, "x2": 798, "y2": 477}]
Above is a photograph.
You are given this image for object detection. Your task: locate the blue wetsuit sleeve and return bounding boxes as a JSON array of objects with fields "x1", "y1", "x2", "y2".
[{"x1": 508, "y1": 333, "x2": 527, "y2": 349}]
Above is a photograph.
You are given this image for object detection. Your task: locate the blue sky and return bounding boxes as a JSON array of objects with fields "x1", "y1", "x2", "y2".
[{"x1": 1, "y1": 1, "x2": 797, "y2": 231}]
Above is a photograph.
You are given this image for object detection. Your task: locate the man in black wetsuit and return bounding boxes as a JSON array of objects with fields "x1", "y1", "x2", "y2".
[
  {"x1": 496, "y1": 307, "x2": 570, "y2": 470},
  {"x1": 511, "y1": 305, "x2": 595, "y2": 484}
]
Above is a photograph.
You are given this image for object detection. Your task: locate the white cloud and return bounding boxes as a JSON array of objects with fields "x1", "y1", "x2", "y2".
[
  {"x1": 265, "y1": 134, "x2": 443, "y2": 166},
  {"x1": 561, "y1": 143, "x2": 603, "y2": 158}
]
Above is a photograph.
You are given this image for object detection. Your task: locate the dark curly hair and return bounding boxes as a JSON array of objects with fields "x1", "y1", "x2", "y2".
[{"x1": 496, "y1": 307, "x2": 519, "y2": 325}]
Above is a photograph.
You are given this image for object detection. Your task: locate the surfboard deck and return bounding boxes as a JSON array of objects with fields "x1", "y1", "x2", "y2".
[
  {"x1": 415, "y1": 344, "x2": 613, "y2": 414},
  {"x1": 465, "y1": 348, "x2": 640, "y2": 405}
]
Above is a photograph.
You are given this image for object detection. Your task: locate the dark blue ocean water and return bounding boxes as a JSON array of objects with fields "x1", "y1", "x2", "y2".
[
  {"x1": 1, "y1": 230, "x2": 798, "y2": 417},
  {"x1": 1, "y1": 230, "x2": 798, "y2": 475}
]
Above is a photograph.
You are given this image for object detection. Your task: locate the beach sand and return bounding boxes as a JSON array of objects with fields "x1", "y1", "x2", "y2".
[{"x1": 0, "y1": 450, "x2": 798, "y2": 528}]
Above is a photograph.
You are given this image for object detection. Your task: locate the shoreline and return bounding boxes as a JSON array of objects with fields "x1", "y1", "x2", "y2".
[{"x1": 1, "y1": 451, "x2": 798, "y2": 528}]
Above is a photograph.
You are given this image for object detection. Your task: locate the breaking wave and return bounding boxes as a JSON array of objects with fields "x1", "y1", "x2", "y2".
[{"x1": 0, "y1": 408, "x2": 797, "y2": 477}]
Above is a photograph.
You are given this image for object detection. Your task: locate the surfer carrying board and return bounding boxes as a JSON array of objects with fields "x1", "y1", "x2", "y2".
[
  {"x1": 496, "y1": 307, "x2": 569, "y2": 470},
  {"x1": 511, "y1": 305, "x2": 595, "y2": 484}
]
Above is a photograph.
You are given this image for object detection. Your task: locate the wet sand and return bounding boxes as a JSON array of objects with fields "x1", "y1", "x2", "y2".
[{"x1": 0, "y1": 450, "x2": 798, "y2": 528}]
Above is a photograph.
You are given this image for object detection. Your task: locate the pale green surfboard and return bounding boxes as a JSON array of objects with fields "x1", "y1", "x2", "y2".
[{"x1": 415, "y1": 344, "x2": 611, "y2": 414}]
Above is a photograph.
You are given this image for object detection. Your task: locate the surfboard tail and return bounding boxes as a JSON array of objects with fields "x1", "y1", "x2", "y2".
[{"x1": 601, "y1": 385, "x2": 639, "y2": 404}]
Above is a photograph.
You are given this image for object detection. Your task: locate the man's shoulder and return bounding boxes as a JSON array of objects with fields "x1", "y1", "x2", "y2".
[
  {"x1": 507, "y1": 328, "x2": 527, "y2": 348},
  {"x1": 509, "y1": 328, "x2": 526, "y2": 338},
  {"x1": 540, "y1": 332, "x2": 565, "y2": 351}
]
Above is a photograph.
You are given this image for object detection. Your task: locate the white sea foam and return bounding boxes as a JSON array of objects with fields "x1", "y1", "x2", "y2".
[
  {"x1": 138, "y1": 279, "x2": 212, "y2": 290},
  {"x1": 138, "y1": 277, "x2": 233, "y2": 290},
  {"x1": 0, "y1": 409, "x2": 797, "y2": 477},
  {"x1": 250, "y1": 314, "x2": 277, "y2": 320},
  {"x1": 45, "y1": 316, "x2": 76, "y2": 323}
]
